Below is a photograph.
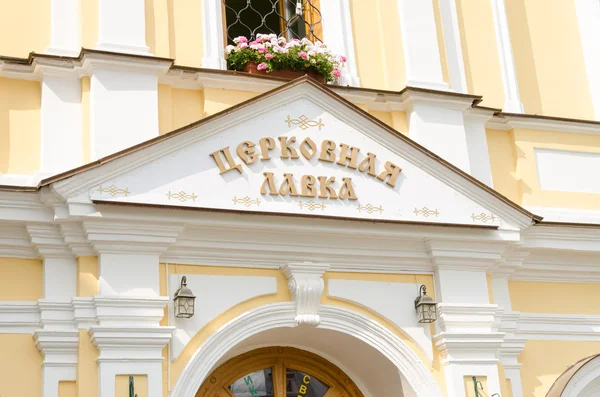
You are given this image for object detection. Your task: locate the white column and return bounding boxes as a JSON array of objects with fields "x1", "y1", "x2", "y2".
[
  {"x1": 320, "y1": 0, "x2": 360, "y2": 86},
  {"x1": 89, "y1": 68, "x2": 159, "y2": 159},
  {"x1": 47, "y1": 0, "x2": 80, "y2": 56},
  {"x1": 463, "y1": 109, "x2": 494, "y2": 187},
  {"x1": 202, "y1": 0, "x2": 227, "y2": 69},
  {"x1": 96, "y1": 0, "x2": 150, "y2": 55},
  {"x1": 397, "y1": 0, "x2": 449, "y2": 90},
  {"x1": 439, "y1": 0, "x2": 467, "y2": 93},
  {"x1": 575, "y1": 0, "x2": 600, "y2": 120},
  {"x1": 490, "y1": 0, "x2": 524, "y2": 113},
  {"x1": 40, "y1": 75, "x2": 83, "y2": 175}
]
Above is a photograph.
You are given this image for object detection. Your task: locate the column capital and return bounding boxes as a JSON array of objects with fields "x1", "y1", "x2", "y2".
[{"x1": 281, "y1": 262, "x2": 330, "y2": 327}]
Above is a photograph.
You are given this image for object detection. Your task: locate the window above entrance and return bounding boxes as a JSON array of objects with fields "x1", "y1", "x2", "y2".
[{"x1": 197, "y1": 347, "x2": 363, "y2": 397}]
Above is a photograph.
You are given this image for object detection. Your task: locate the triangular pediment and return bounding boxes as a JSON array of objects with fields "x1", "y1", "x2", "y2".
[{"x1": 47, "y1": 78, "x2": 536, "y2": 230}]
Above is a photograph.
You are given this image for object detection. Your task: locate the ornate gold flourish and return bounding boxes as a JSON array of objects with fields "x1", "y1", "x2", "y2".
[
  {"x1": 167, "y1": 191, "x2": 198, "y2": 202},
  {"x1": 298, "y1": 200, "x2": 326, "y2": 211},
  {"x1": 471, "y1": 212, "x2": 496, "y2": 223},
  {"x1": 232, "y1": 196, "x2": 261, "y2": 207},
  {"x1": 284, "y1": 115, "x2": 325, "y2": 130},
  {"x1": 413, "y1": 207, "x2": 439, "y2": 218},
  {"x1": 97, "y1": 185, "x2": 130, "y2": 197},
  {"x1": 357, "y1": 203, "x2": 384, "y2": 214}
]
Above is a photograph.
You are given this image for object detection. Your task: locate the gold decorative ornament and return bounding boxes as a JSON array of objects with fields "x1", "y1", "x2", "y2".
[
  {"x1": 166, "y1": 191, "x2": 198, "y2": 202},
  {"x1": 298, "y1": 200, "x2": 327, "y2": 211},
  {"x1": 471, "y1": 212, "x2": 496, "y2": 223},
  {"x1": 97, "y1": 184, "x2": 130, "y2": 197},
  {"x1": 284, "y1": 114, "x2": 325, "y2": 130},
  {"x1": 413, "y1": 207, "x2": 440, "y2": 217},
  {"x1": 232, "y1": 196, "x2": 261, "y2": 207},
  {"x1": 356, "y1": 203, "x2": 384, "y2": 214}
]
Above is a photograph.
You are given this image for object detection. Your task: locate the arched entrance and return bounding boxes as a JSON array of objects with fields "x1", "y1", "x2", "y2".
[
  {"x1": 196, "y1": 346, "x2": 363, "y2": 397},
  {"x1": 547, "y1": 354, "x2": 600, "y2": 397}
]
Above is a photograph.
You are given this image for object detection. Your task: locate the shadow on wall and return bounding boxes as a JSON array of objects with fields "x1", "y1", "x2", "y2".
[{"x1": 0, "y1": 77, "x2": 41, "y2": 174}]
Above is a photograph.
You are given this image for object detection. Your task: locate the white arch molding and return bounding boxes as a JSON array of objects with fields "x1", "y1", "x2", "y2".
[
  {"x1": 170, "y1": 302, "x2": 444, "y2": 397},
  {"x1": 561, "y1": 356, "x2": 600, "y2": 397}
]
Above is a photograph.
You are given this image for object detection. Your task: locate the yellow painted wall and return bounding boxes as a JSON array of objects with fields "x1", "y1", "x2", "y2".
[
  {"x1": 498, "y1": 364, "x2": 513, "y2": 397},
  {"x1": 77, "y1": 256, "x2": 98, "y2": 297},
  {"x1": 158, "y1": 85, "x2": 205, "y2": 134},
  {"x1": 367, "y1": 110, "x2": 409, "y2": 136},
  {"x1": 145, "y1": 0, "x2": 171, "y2": 58},
  {"x1": 432, "y1": 0, "x2": 450, "y2": 87},
  {"x1": 464, "y1": 375, "x2": 488, "y2": 397},
  {"x1": 0, "y1": 258, "x2": 42, "y2": 300},
  {"x1": 506, "y1": 0, "x2": 594, "y2": 120},
  {"x1": 203, "y1": 88, "x2": 260, "y2": 117},
  {"x1": 58, "y1": 381, "x2": 76, "y2": 397},
  {"x1": 513, "y1": 128, "x2": 600, "y2": 210},
  {"x1": 77, "y1": 329, "x2": 98, "y2": 397},
  {"x1": 509, "y1": 281, "x2": 600, "y2": 314},
  {"x1": 456, "y1": 0, "x2": 504, "y2": 109},
  {"x1": 116, "y1": 375, "x2": 148, "y2": 397},
  {"x1": 519, "y1": 340, "x2": 600, "y2": 397},
  {"x1": 0, "y1": 0, "x2": 50, "y2": 57},
  {"x1": 169, "y1": 0, "x2": 203, "y2": 66},
  {"x1": 81, "y1": 0, "x2": 99, "y2": 49},
  {"x1": 81, "y1": 77, "x2": 91, "y2": 164},
  {"x1": 0, "y1": 77, "x2": 41, "y2": 175},
  {"x1": 486, "y1": 128, "x2": 521, "y2": 204},
  {"x1": 0, "y1": 334, "x2": 42, "y2": 397}
]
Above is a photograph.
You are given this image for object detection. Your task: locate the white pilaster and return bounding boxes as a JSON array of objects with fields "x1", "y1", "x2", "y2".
[
  {"x1": 463, "y1": 108, "x2": 494, "y2": 187},
  {"x1": 439, "y1": 0, "x2": 467, "y2": 93},
  {"x1": 320, "y1": 0, "x2": 360, "y2": 86},
  {"x1": 490, "y1": 0, "x2": 524, "y2": 113},
  {"x1": 575, "y1": 0, "x2": 600, "y2": 120},
  {"x1": 402, "y1": 90, "x2": 473, "y2": 173},
  {"x1": 397, "y1": 0, "x2": 449, "y2": 90},
  {"x1": 47, "y1": 0, "x2": 80, "y2": 56},
  {"x1": 40, "y1": 75, "x2": 83, "y2": 175},
  {"x1": 202, "y1": 0, "x2": 227, "y2": 69},
  {"x1": 96, "y1": 0, "x2": 150, "y2": 55},
  {"x1": 281, "y1": 262, "x2": 330, "y2": 326}
]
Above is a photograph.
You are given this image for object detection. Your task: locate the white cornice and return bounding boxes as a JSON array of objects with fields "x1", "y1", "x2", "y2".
[
  {"x1": 516, "y1": 312, "x2": 600, "y2": 341},
  {"x1": 0, "y1": 302, "x2": 40, "y2": 334},
  {"x1": 487, "y1": 113, "x2": 600, "y2": 136}
]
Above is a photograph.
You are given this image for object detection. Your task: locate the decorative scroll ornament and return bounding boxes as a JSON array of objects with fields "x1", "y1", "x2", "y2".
[
  {"x1": 97, "y1": 184, "x2": 129, "y2": 197},
  {"x1": 167, "y1": 191, "x2": 198, "y2": 202},
  {"x1": 281, "y1": 262, "x2": 330, "y2": 327},
  {"x1": 232, "y1": 196, "x2": 261, "y2": 207},
  {"x1": 298, "y1": 200, "x2": 326, "y2": 211},
  {"x1": 471, "y1": 212, "x2": 496, "y2": 223},
  {"x1": 357, "y1": 203, "x2": 384, "y2": 214},
  {"x1": 413, "y1": 207, "x2": 439, "y2": 217},
  {"x1": 284, "y1": 115, "x2": 325, "y2": 130}
]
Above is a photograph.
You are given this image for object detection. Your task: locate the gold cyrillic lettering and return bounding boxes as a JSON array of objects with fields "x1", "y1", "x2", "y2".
[
  {"x1": 317, "y1": 176, "x2": 337, "y2": 199},
  {"x1": 279, "y1": 173, "x2": 299, "y2": 196},
  {"x1": 236, "y1": 141, "x2": 258, "y2": 165},
  {"x1": 259, "y1": 137, "x2": 276, "y2": 160},
  {"x1": 299, "y1": 385, "x2": 307, "y2": 394},
  {"x1": 300, "y1": 137, "x2": 317, "y2": 159},
  {"x1": 319, "y1": 140, "x2": 336, "y2": 163},
  {"x1": 300, "y1": 175, "x2": 317, "y2": 197},
  {"x1": 278, "y1": 136, "x2": 299, "y2": 159},
  {"x1": 358, "y1": 152, "x2": 377, "y2": 176},
  {"x1": 209, "y1": 147, "x2": 242, "y2": 174},
  {"x1": 260, "y1": 172, "x2": 278, "y2": 195},
  {"x1": 338, "y1": 177, "x2": 358, "y2": 200},
  {"x1": 377, "y1": 161, "x2": 402, "y2": 187},
  {"x1": 303, "y1": 375, "x2": 310, "y2": 384},
  {"x1": 336, "y1": 143, "x2": 360, "y2": 169}
]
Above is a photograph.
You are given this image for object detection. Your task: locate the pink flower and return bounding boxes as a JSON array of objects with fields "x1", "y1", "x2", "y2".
[
  {"x1": 340, "y1": 55, "x2": 347, "y2": 63},
  {"x1": 265, "y1": 53, "x2": 274, "y2": 60},
  {"x1": 258, "y1": 47, "x2": 267, "y2": 53},
  {"x1": 298, "y1": 51, "x2": 308, "y2": 59},
  {"x1": 332, "y1": 69, "x2": 341, "y2": 78},
  {"x1": 237, "y1": 36, "x2": 248, "y2": 43},
  {"x1": 257, "y1": 62, "x2": 268, "y2": 71},
  {"x1": 239, "y1": 42, "x2": 248, "y2": 49}
]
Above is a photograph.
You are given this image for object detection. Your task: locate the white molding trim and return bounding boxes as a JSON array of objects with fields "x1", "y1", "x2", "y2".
[
  {"x1": 438, "y1": 0, "x2": 467, "y2": 93},
  {"x1": 490, "y1": 0, "x2": 524, "y2": 113},
  {"x1": 0, "y1": 302, "x2": 41, "y2": 334},
  {"x1": 320, "y1": 0, "x2": 360, "y2": 86},
  {"x1": 201, "y1": 0, "x2": 227, "y2": 69},
  {"x1": 516, "y1": 312, "x2": 600, "y2": 341},
  {"x1": 281, "y1": 262, "x2": 330, "y2": 326},
  {"x1": 96, "y1": 0, "x2": 150, "y2": 55},
  {"x1": 525, "y1": 206, "x2": 600, "y2": 225},
  {"x1": 171, "y1": 302, "x2": 444, "y2": 397},
  {"x1": 47, "y1": 0, "x2": 80, "y2": 56}
]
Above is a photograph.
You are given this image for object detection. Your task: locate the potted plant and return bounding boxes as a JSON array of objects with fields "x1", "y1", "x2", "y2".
[{"x1": 225, "y1": 34, "x2": 346, "y2": 84}]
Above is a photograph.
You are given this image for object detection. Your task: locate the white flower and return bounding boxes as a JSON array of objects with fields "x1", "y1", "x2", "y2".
[
  {"x1": 307, "y1": 50, "x2": 316, "y2": 57},
  {"x1": 225, "y1": 45, "x2": 236, "y2": 54}
]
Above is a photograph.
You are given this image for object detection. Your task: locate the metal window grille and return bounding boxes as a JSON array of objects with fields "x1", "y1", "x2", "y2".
[{"x1": 223, "y1": 0, "x2": 323, "y2": 44}]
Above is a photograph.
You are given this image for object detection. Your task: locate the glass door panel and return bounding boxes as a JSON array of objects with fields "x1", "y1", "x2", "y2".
[
  {"x1": 285, "y1": 369, "x2": 329, "y2": 397},
  {"x1": 229, "y1": 368, "x2": 276, "y2": 397}
]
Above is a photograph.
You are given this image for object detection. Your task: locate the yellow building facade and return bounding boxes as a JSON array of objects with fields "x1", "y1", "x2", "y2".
[{"x1": 0, "y1": 1, "x2": 599, "y2": 397}]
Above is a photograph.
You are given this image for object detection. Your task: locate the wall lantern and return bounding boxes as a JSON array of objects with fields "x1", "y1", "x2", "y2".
[
  {"x1": 414, "y1": 285, "x2": 437, "y2": 323},
  {"x1": 173, "y1": 276, "x2": 196, "y2": 318}
]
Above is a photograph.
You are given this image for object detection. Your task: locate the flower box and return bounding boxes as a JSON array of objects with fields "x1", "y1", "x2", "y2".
[{"x1": 226, "y1": 34, "x2": 346, "y2": 84}]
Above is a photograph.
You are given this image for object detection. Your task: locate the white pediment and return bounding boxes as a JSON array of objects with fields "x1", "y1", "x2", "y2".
[{"x1": 58, "y1": 80, "x2": 532, "y2": 230}]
